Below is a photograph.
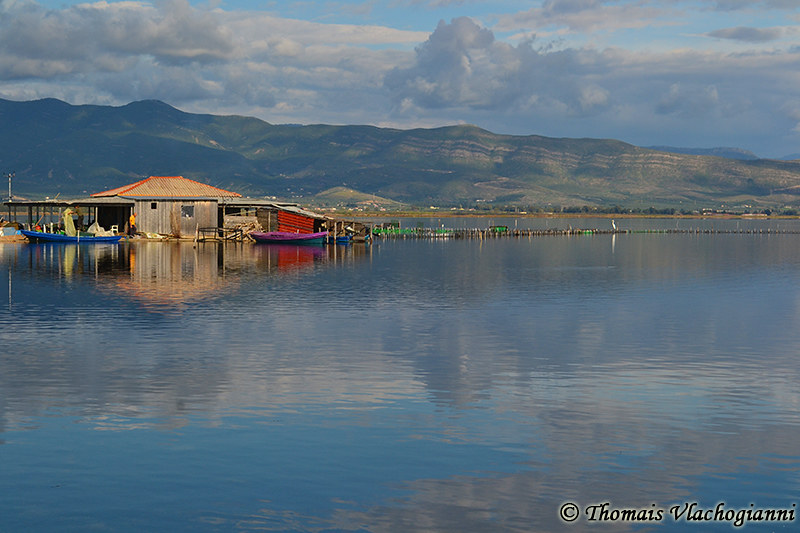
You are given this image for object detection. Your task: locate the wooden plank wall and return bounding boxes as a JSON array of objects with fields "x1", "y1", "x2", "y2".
[
  {"x1": 181, "y1": 201, "x2": 216, "y2": 236},
  {"x1": 135, "y1": 200, "x2": 218, "y2": 236},
  {"x1": 256, "y1": 208, "x2": 277, "y2": 231}
]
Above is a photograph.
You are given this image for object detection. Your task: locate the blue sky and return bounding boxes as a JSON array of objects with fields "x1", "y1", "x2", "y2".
[{"x1": 1, "y1": 0, "x2": 799, "y2": 157}]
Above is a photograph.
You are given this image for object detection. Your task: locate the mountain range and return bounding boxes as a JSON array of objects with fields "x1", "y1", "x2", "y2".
[
  {"x1": 2, "y1": 97, "x2": 800, "y2": 211},
  {"x1": 644, "y1": 146, "x2": 760, "y2": 161}
]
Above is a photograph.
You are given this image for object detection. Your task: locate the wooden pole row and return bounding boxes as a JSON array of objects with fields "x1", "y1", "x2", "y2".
[{"x1": 371, "y1": 227, "x2": 800, "y2": 239}]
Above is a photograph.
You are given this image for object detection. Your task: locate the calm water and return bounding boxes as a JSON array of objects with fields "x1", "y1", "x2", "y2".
[{"x1": 1, "y1": 219, "x2": 799, "y2": 532}]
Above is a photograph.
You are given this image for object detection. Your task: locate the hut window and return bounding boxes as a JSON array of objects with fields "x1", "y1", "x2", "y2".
[
  {"x1": 181, "y1": 205, "x2": 194, "y2": 218},
  {"x1": 150, "y1": 202, "x2": 157, "y2": 209}
]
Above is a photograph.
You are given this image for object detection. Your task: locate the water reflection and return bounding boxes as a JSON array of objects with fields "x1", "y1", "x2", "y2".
[
  {"x1": 4, "y1": 241, "x2": 370, "y2": 311},
  {"x1": 1, "y1": 232, "x2": 800, "y2": 531},
  {"x1": 358, "y1": 215, "x2": 800, "y2": 233},
  {"x1": 0, "y1": 240, "x2": 374, "y2": 430}
]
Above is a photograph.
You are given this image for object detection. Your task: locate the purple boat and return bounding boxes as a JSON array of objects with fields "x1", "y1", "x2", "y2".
[{"x1": 250, "y1": 231, "x2": 327, "y2": 244}]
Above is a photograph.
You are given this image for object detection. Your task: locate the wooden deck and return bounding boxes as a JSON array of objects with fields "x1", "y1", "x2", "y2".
[{"x1": 196, "y1": 227, "x2": 246, "y2": 242}]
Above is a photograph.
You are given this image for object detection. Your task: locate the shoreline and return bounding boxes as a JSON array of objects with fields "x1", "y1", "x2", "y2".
[
  {"x1": 2, "y1": 212, "x2": 796, "y2": 244},
  {"x1": 343, "y1": 211, "x2": 793, "y2": 220}
]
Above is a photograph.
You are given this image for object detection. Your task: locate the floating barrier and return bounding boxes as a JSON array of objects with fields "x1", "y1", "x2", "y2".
[{"x1": 371, "y1": 227, "x2": 800, "y2": 239}]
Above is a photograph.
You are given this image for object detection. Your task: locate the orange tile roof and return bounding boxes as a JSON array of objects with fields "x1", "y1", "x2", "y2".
[{"x1": 92, "y1": 176, "x2": 241, "y2": 198}]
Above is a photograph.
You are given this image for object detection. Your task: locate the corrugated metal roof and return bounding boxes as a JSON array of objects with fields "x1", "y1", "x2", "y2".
[
  {"x1": 5, "y1": 196, "x2": 134, "y2": 207},
  {"x1": 221, "y1": 199, "x2": 299, "y2": 207},
  {"x1": 276, "y1": 204, "x2": 330, "y2": 220},
  {"x1": 92, "y1": 176, "x2": 242, "y2": 199},
  {"x1": 73, "y1": 197, "x2": 135, "y2": 205}
]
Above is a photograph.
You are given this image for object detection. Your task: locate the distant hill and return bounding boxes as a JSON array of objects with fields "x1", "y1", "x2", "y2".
[
  {"x1": 312, "y1": 187, "x2": 403, "y2": 209},
  {"x1": 3, "y1": 98, "x2": 800, "y2": 210},
  {"x1": 646, "y1": 146, "x2": 759, "y2": 161}
]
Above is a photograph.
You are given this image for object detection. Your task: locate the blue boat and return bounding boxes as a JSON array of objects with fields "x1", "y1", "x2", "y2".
[
  {"x1": 326, "y1": 235, "x2": 352, "y2": 244},
  {"x1": 21, "y1": 230, "x2": 123, "y2": 244}
]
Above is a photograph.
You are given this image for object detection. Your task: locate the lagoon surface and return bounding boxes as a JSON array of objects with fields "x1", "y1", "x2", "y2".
[{"x1": 1, "y1": 217, "x2": 799, "y2": 532}]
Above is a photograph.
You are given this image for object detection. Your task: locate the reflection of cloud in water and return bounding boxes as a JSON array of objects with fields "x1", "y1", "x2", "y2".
[
  {"x1": 238, "y1": 420, "x2": 800, "y2": 532},
  {"x1": 0, "y1": 240, "x2": 376, "y2": 432},
  {"x1": 4, "y1": 235, "x2": 800, "y2": 531}
]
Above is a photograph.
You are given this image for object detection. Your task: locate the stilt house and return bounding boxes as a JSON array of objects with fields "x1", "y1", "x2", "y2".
[
  {"x1": 91, "y1": 176, "x2": 241, "y2": 236},
  {"x1": 5, "y1": 175, "x2": 343, "y2": 239}
]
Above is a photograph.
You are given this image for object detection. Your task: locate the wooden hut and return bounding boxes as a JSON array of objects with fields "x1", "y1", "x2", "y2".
[
  {"x1": 91, "y1": 176, "x2": 241, "y2": 236},
  {"x1": 5, "y1": 175, "x2": 344, "y2": 240}
]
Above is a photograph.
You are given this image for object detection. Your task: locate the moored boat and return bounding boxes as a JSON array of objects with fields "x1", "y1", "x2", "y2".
[
  {"x1": 21, "y1": 230, "x2": 124, "y2": 244},
  {"x1": 326, "y1": 234, "x2": 352, "y2": 244},
  {"x1": 250, "y1": 231, "x2": 327, "y2": 244}
]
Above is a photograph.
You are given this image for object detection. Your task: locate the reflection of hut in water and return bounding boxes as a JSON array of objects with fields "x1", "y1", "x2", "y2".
[
  {"x1": 21, "y1": 241, "x2": 122, "y2": 279},
  {"x1": 252, "y1": 243, "x2": 327, "y2": 274},
  {"x1": 98, "y1": 242, "x2": 245, "y2": 308},
  {"x1": 99, "y1": 242, "x2": 344, "y2": 306}
]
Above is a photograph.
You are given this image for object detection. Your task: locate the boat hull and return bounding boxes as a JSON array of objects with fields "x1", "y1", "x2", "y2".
[
  {"x1": 21, "y1": 230, "x2": 123, "y2": 244},
  {"x1": 250, "y1": 231, "x2": 327, "y2": 244}
]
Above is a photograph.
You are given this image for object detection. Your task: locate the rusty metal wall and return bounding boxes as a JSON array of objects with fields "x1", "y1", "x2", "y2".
[{"x1": 277, "y1": 210, "x2": 315, "y2": 233}]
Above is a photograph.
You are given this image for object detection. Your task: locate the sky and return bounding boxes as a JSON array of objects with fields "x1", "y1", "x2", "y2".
[{"x1": 0, "y1": 0, "x2": 799, "y2": 158}]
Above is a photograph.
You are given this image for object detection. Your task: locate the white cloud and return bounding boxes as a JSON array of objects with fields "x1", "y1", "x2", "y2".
[
  {"x1": 1, "y1": 0, "x2": 800, "y2": 156},
  {"x1": 382, "y1": 16, "x2": 800, "y2": 155},
  {"x1": 0, "y1": 0, "x2": 425, "y2": 120},
  {"x1": 707, "y1": 26, "x2": 785, "y2": 42},
  {"x1": 579, "y1": 84, "x2": 610, "y2": 112},
  {"x1": 656, "y1": 83, "x2": 719, "y2": 116},
  {"x1": 709, "y1": 0, "x2": 800, "y2": 11},
  {"x1": 495, "y1": 0, "x2": 671, "y2": 34},
  {"x1": 0, "y1": 0, "x2": 234, "y2": 78},
  {"x1": 223, "y1": 10, "x2": 429, "y2": 48},
  {"x1": 784, "y1": 101, "x2": 800, "y2": 134},
  {"x1": 385, "y1": 17, "x2": 618, "y2": 116}
]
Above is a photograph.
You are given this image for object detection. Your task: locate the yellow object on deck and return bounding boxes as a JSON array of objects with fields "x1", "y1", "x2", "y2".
[{"x1": 62, "y1": 208, "x2": 77, "y2": 237}]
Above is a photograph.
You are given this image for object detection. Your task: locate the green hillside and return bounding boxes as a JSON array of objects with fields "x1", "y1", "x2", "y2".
[{"x1": 2, "y1": 98, "x2": 800, "y2": 210}]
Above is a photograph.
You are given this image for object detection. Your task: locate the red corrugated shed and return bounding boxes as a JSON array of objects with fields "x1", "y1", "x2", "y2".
[{"x1": 277, "y1": 210, "x2": 315, "y2": 233}]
